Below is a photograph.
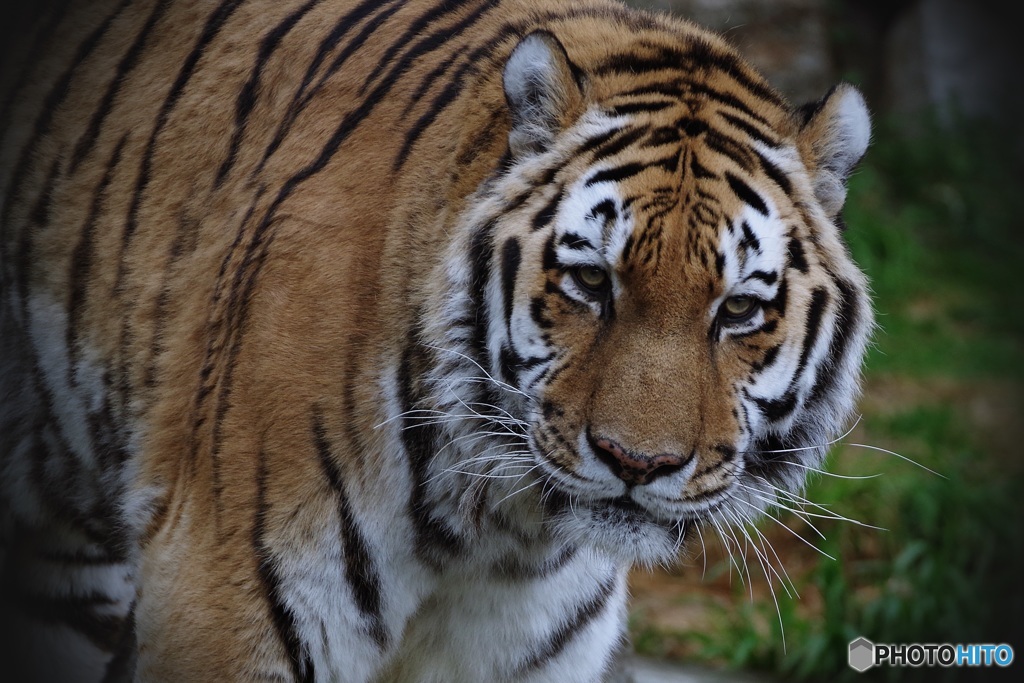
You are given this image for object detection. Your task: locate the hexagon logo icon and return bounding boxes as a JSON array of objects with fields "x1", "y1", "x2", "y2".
[{"x1": 849, "y1": 637, "x2": 875, "y2": 672}]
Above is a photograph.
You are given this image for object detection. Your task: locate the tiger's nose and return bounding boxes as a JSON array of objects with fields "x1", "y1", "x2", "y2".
[{"x1": 588, "y1": 433, "x2": 691, "y2": 486}]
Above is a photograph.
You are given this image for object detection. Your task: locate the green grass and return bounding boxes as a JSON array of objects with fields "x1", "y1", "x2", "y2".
[{"x1": 629, "y1": 114, "x2": 1024, "y2": 680}]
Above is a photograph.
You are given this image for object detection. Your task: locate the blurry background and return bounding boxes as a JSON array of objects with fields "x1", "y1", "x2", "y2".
[{"x1": 623, "y1": 0, "x2": 1024, "y2": 681}]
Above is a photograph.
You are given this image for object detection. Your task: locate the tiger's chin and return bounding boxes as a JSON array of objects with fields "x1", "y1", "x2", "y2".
[{"x1": 543, "y1": 491, "x2": 691, "y2": 566}]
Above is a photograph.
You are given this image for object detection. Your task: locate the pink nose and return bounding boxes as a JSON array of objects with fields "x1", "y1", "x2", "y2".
[{"x1": 590, "y1": 434, "x2": 691, "y2": 486}]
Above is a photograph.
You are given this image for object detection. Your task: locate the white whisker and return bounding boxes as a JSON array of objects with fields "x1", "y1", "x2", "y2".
[
  {"x1": 734, "y1": 497, "x2": 836, "y2": 561},
  {"x1": 772, "y1": 460, "x2": 883, "y2": 480},
  {"x1": 841, "y1": 442, "x2": 947, "y2": 479},
  {"x1": 424, "y1": 343, "x2": 529, "y2": 398}
]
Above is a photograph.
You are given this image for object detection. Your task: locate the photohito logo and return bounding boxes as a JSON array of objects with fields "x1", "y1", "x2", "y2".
[{"x1": 848, "y1": 638, "x2": 1015, "y2": 671}]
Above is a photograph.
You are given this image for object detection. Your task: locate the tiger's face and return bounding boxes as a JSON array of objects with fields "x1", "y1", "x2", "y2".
[{"x1": 454, "y1": 31, "x2": 872, "y2": 564}]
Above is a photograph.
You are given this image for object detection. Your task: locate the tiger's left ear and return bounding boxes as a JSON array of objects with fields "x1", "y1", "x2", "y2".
[
  {"x1": 503, "y1": 30, "x2": 585, "y2": 158},
  {"x1": 795, "y1": 84, "x2": 871, "y2": 219}
]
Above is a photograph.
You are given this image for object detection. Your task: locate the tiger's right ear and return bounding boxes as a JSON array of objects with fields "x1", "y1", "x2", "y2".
[
  {"x1": 503, "y1": 31, "x2": 585, "y2": 158},
  {"x1": 794, "y1": 84, "x2": 871, "y2": 219}
]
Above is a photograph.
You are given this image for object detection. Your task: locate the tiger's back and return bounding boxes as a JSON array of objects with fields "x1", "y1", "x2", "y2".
[{"x1": 0, "y1": 0, "x2": 873, "y2": 680}]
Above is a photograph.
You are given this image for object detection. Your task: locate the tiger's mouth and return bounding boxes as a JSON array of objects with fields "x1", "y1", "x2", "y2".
[
  {"x1": 538, "y1": 483, "x2": 698, "y2": 562},
  {"x1": 558, "y1": 490, "x2": 694, "y2": 529},
  {"x1": 592, "y1": 495, "x2": 671, "y2": 528}
]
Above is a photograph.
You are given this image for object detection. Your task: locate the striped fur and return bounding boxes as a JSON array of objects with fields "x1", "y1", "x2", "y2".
[{"x1": 0, "y1": 0, "x2": 872, "y2": 680}]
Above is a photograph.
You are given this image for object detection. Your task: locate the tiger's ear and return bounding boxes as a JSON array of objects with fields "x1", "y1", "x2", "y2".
[
  {"x1": 795, "y1": 84, "x2": 871, "y2": 219},
  {"x1": 503, "y1": 31, "x2": 585, "y2": 158}
]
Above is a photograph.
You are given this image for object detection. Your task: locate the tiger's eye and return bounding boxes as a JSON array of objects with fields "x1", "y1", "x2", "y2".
[
  {"x1": 722, "y1": 296, "x2": 757, "y2": 320},
  {"x1": 574, "y1": 266, "x2": 608, "y2": 291}
]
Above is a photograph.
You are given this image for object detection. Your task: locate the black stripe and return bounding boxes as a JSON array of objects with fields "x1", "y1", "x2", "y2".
[
  {"x1": 501, "y1": 237, "x2": 521, "y2": 329},
  {"x1": 787, "y1": 237, "x2": 808, "y2": 273},
  {"x1": 187, "y1": 185, "x2": 265, "y2": 471},
  {"x1": 558, "y1": 232, "x2": 595, "y2": 250},
  {"x1": 764, "y1": 274, "x2": 788, "y2": 316},
  {"x1": 530, "y1": 296, "x2": 553, "y2": 330},
  {"x1": 255, "y1": 0, "x2": 400, "y2": 174},
  {"x1": 118, "y1": 0, "x2": 245, "y2": 260},
  {"x1": 67, "y1": 135, "x2": 127, "y2": 384},
  {"x1": 455, "y1": 107, "x2": 504, "y2": 166},
  {"x1": 317, "y1": 1, "x2": 405, "y2": 97},
  {"x1": 468, "y1": 220, "x2": 497, "y2": 366},
  {"x1": 311, "y1": 411, "x2": 388, "y2": 649},
  {"x1": 725, "y1": 171, "x2": 769, "y2": 216},
  {"x1": 214, "y1": 0, "x2": 325, "y2": 188},
  {"x1": 405, "y1": 44, "x2": 470, "y2": 117},
  {"x1": 807, "y1": 278, "x2": 858, "y2": 405},
  {"x1": 796, "y1": 287, "x2": 829, "y2": 375},
  {"x1": 754, "y1": 149, "x2": 793, "y2": 196},
  {"x1": 585, "y1": 155, "x2": 678, "y2": 186},
  {"x1": 704, "y1": 129, "x2": 755, "y2": 172},
  {"x1": 607, "y1": 99, "x2": 674, "y2": 115},
  {"x1": 253, "y1": 447, "x2": 315, "y2": 682},
  {"x1": 739, "y1": 220, "x2": 761, "y2": 252},
  {"x1": 720, "y1": 111, "x2": 780, "y2": 148},
  {"x1": 397, "y1": 341, "x2": 466, "y2": 566},
  {"x1": 690, "y1": 155, "x2": 716, "y2": 179},
  {"x1": 499, "y1": 343, "x2": 523, "y2": 386},
  {"x1": 142, "y1": 203, "x2": 205, "y2": 391},
  {"x1": 541, "y1": 232, "x2": 560, "y2": 272},
  {"x1": 513, "y1": 573, "x2": 617, "y2": 674},
  {"x1": 752, "y1": 342, "x2": 781, "y2": 373},
  {"x1": 684, "y1": 39, "x2": 785, "y2": 107},
  {"x1": 589, "y1": 199, "x2": 617, "y2": 226},
  {"x1": 128, "y1": 0, "x2": 248, "y2": 497},
  {"x1": 259, "y1": 0, "x2": 488, "y2": 200},
  {"x1": 211, "y1": 0, "x2": 462, "y2": 497},
  {"x1": 620, "y1": 78, "x2": 775, "y2": 128},
  {"x1": 393, "y1": 2, "x2": 660, "y2": 173},
  {"x1": 730, "y1": 318, "x2": 778, "y2": 340},
  {"x1": 519, "y1": 352, "x2": 553, "y2": 372},
  {"x1": 678, "y1": 117, "x2": 707, "y2": 138},
  {"x1": 532, "y1": 187, "x2": 563, "y2": 231},
  {"x1": 359, "y1": 0, "x2": 478, "y2": 97},
  {"x1": 595, "y1": 40, "x2": 785, "y2": 109},
  {"x1": 87, "y1": 388, "x2": 131, "y2": 472},
  {"x1": 752, "y1": 287, "x2": 829, "y2": 422},
  {"x1": 391, "y1": 1, "x2": 501, "y2": 170},
  {"x1": 646, "y1": 125, "x2": 681, "y2": 147},
  {"x1": 1, "y1": 0, "x2": 128, "y2": 228},
  {"x1": 593, "y1": 47, "x2": 693, "y2": 76},
  {"x1": 747, "y1": 269, "x2": 776, "y2": 285},
  {"x1": 209, "y1": 236, "x2": 274, "y2": 513},
  {"x1": 752, "y1": 388, "x2": 798, "y2": 423},
  {"x1": 575, "y1": 126, "x2": 642, "y2": 159},
  {"x1": 70, "y1": 0, "x2": 171, "y2": 172},
  {"x1": 492, "y1": 544, "x2": 577, "y2": 581}
]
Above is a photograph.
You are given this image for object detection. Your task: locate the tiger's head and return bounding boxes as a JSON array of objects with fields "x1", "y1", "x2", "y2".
[{"x1": 428, "y1": 28, "x2": 872, "y2": 565}]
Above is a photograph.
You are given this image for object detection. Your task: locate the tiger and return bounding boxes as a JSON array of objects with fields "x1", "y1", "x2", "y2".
[{"x1": 0, "y1": 0, "x2": 874, "y2": 680}]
